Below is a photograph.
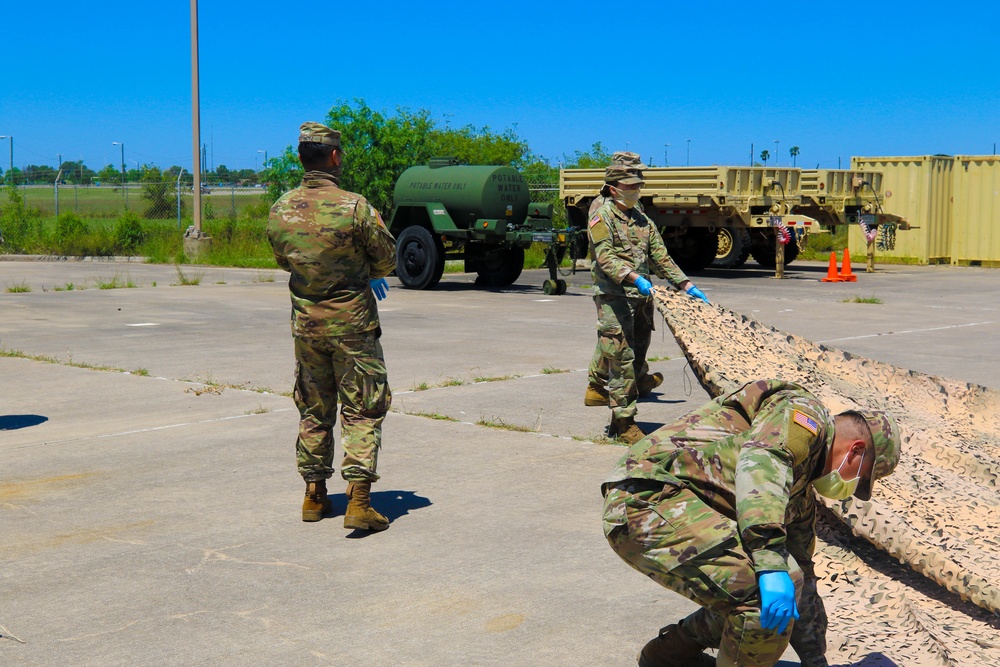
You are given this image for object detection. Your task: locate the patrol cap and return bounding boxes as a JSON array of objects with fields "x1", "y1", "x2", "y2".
[
  {"x1": 605, "y1": 164, "x2": 645, "y2": 186},
  {"x1": 852, "y1": 409, "x2": 901, "y2": 501},
  {"x1": 610, "y1": 151, "x2": 648, "y2": 170},
  {"x1": 298, "y1": 121, "x2": 341, "y2": 148}
]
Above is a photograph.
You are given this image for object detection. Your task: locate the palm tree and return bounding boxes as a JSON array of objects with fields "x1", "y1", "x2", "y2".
[
  {"x1": 760, "y1": 149, "x2": 770, "y2": 166},
  {"x1": 790, "y1": 146, "x2": 800, "y2": 167}
]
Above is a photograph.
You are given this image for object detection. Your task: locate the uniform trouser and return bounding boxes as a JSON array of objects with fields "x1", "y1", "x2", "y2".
[
  {"x1": 588, "y1": 295, "x2": 654, "y2": 419},
  {"x1": 588, "y1": 296, "x2": 655, "y2": 390},
  {"x1": 293, "y1": 331, "x2": 391, "y2": 483},
  {"x1": 603, "y1": 480, "x2": 803, "y2": 667}
]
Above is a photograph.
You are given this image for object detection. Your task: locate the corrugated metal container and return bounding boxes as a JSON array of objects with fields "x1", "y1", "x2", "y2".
[
  {"x1": 951, "y1": 156, "x2": 1000, "y2": 266},
  {"x1": 849, "y1": 156, "x2": 955, "y2": 263}
]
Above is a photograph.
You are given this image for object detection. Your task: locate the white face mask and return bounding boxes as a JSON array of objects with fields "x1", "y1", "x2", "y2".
[
  {"x1": 612, "y1": 187, "x2": 641, "y2": 209},
  {"x1": 813, "y1": 449, "x2": 864, "y2": 500}
]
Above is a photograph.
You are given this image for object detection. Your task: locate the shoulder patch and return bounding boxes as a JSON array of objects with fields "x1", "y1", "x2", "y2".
[
  {"x1": 588, "y1": 216, "x2": 610, "y2": 242},
  {"x1": 792, "y1": 410, "x2": 819, "y2": 436}
]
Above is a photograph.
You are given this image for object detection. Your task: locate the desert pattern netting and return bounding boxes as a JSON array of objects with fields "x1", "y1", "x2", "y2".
[{"x1": 651, "y1": 288, "x2": 1000, "y2": 666}]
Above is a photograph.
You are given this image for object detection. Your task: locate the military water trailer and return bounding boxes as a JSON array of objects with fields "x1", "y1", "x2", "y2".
[
  {"x1": 388, "y1": 159, "x2": 558, "y2": 290},
  {"x1": 560, "y1": 166, "x2": 820, "y2": 273}
]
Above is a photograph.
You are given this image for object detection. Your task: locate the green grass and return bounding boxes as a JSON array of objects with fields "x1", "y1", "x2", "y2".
[
  {"x1": 440, "y1": 377, "x2": 465, "y2": 387},
  {"x1": 8, "y1": 185, "x2": 268, "y2": 219},
  {"x1": 472, "y1": 373, "x2": 521, "y2": 383},
  {"x1": 53, "y1": 282, "x2": 76, "y2": 291},
  {"x1": 405, "y1": 410, "x2": 458, "y2": 422},
  {"x1": 476, "y1": 415, "x2": 536, "y2": 432},
  {"x1": 843, "y1": 295, "x2": 883, "y2": 304},
  {"x1": 0, "y1": 346, "x2": 146, "y2": 374},
  {"x1": 95, "y1": 273, "x2": 138, "y2": 289},
  {"x1": 244, "y1": 406, "x2": 271, "y2": 415},
  {"x1": 647, "y1": 355, "x2": 671, "y2": 362},
  {"x1": 173, "y1": 266, "x2": 203, "y2": 286},
  {"x1": 410, "y1": 381, "x2": 431, "y2": 391},
  {"x1": 541, "y1": 366, "x2": 570, "y2": 374},
  {"x1": 5, "y1": 280, "x2": 31, "y2": 293}
]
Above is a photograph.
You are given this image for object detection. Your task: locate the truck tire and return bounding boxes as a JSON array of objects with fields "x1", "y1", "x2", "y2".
[
  {"x1": 671, "y1": 229, "x2": 719, "y2": 273},
  {"x1": 750, "y1": 233, "x2": 800, "y2": 268},
  {"x1": 714, "y1": 228, "x2": 752, "y2": 268},
  {"x1": 474, "y1": 247, "x2": 524, "y2": 287},
  {"x1": 396, "y1": 226, "x2": 445, "y2": 289}
]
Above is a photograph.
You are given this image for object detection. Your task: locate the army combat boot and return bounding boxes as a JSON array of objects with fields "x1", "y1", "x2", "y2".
[
  {"x1": 637, "y1": 624, "x2": 713, "y2": 667},
  {"x1": 610, "y1": 417, "x2": 646, "y2": 444},
  {"x1": 584, "y1": 385, "x2": 610, "y2": 406},
  {"x1": 302, "y1": 480, "x2": 333, "y2": 522},
  {"x1": 637, "y1": 372, "x2": 664, "y2": 397},
  {"x1": 344, "y1": 482, "x2": 389, "y2": 532}
]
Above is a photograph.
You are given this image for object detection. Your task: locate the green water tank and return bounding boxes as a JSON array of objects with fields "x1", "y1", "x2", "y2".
[{"x1": 393, "y1": 163, "x2": 530, "y2": 228}]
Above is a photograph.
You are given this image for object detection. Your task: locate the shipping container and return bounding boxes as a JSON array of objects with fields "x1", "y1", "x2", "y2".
[
  {"x1": 951, "y1": 156, "x2": 1000, "y2": 266},
  {"x1": 849, "y1": 156, "x2": 955, "y2": 264}
]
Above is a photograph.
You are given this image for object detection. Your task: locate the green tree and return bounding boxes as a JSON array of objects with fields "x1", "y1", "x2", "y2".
[
  {"x1": 140, "y1": 166, "x2": 179, "y2": 219},
  {"x1": 216, "y1": 164, "x2": 231, "y2": 183},
  {"x1": 97, "y1": 164, "x2": 120, "y2": 186},
  {"x1": 59, "y1": 160, "x2": 97, "y2": 184},
  {"x1": 561, "y1": 142, "x2": 613, "y2": 169},
  {"x1": 760, "y1": 149, "x2": 770, "y2": 166},
  {"x1": 789, "y1": 146, "x2": 800, "y2": 166},
  {"x1": 24, "y1": 164, "x2": 57, "y2": 184}
]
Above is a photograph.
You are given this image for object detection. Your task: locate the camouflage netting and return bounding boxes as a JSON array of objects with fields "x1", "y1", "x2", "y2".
[{"x1": 651, "y1": 288, "x2": 1000, "y2": 667}]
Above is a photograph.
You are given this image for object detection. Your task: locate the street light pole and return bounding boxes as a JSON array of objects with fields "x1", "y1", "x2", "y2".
[
  {"x1": 685, "y1": 139, "x2": 691, "y2": 166},
  {"x1": 0, "y1": 136, "x2": 12, "y2": 185},
  {"x1": 664, "y1": 143, "x2": 670, "y2": 167},
  {"x1": 774, "y1": 139, "x2": 780, "y2": 167},
  {"x1": 191, "y1": 0, "x2": 202, "y2": 233},
  {"x1": 112, "y1": 141, "x2": 127, "y2": 208}
]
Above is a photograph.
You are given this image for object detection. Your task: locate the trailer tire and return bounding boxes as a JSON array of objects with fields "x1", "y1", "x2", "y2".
[
  {"x1": 750, "y1": 235, "x2": 800, "y2": 268},
  {"x1": 671, "y1": 229, "x2": 719, "y2": 273},
  {"x1": 396, "y1": 225, "x2": 445, "y2": 290},
  {"x1": 475, "y1": 247, "x2": 524, "y2": 287},
  {"x1": 714, "y1": 228, "x2": 752, "y2": 268}
]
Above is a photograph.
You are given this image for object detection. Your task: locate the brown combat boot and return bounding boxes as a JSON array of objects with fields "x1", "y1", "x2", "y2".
[
  {"x1": 584, "y1": 385, "x2": 610, "y2": 406},
  {"x1": 302, "y1": 480, "x2": 333, "y2": 522},
  {"x1": 610, "y1": 417, "x2": 646, "y2": 444},
  {"x1": 637, "y1": 624, "x2": 712, "y2": 667},
  {"x1": 637, "y1": 372, "x2": 664, "y2": 397},
  {"x1": 344, "y1": 482, "x2": 389, "y2": 532}
]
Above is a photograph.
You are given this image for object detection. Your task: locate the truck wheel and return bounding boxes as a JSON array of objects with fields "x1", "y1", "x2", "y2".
[
  {"x1": 750, "y1": 235, "x2": 801, "y2": 268},
  {"x1": 396, "y1": 226, "x2": 444, "y2": 289},
  {"x1": 714, "y1": 228, "x2": 751, "y2": 268},
  {"x1": 475, "y1": 247, "x2": 524, "y2": 287},
  {"x1": 671, "y1": 229, "x2": 719, "y2": 273}
]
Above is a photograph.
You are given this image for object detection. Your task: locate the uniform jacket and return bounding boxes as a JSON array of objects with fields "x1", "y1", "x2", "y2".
[
  {"x1": 268, "y1": 171, "x2": 397, "y2": 338},
  {"x1": 588, "y1": 199, "x2": 688, "y2": 299}
]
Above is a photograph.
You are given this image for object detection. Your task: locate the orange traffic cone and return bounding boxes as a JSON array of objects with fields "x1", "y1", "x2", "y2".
[
  {"x1": 821, "y1": 252, "x2": 842, "y2": 282},
  {"x1": 839, "y1": 248, "x2": 857, "y2": 282}
]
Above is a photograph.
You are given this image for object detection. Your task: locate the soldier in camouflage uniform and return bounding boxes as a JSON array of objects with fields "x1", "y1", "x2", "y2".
[
  {"x1": 587, "y1": 162, "x2": 709, "y2": 443},
  {"x1": 268, "y1": 121, "x2": 397, "y2": 531},
  {"x1": 601, "y1": 379, "x2": 901, "y2": 667},
  {"x1": 585, "y1": 152, "x2": 657, "y2": 402}
]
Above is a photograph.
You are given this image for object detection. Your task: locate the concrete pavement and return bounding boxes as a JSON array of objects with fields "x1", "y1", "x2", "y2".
[{"x1": 2, "y1": 258, "x2": 997, "y2": 666}]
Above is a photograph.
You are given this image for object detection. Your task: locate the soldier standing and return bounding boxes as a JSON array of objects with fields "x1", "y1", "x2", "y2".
[
  {"x1": 601, "y1": 379, "x2": 901, "y2": 667},
  {"x1": 268, "y1": 121, "x2": 397, "y2": 531},
  {"x1": 586, "y1": 162, "x2": 709, "y2": 443}
]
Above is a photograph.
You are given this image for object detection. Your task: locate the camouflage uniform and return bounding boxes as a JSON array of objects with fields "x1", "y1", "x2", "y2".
[
  {"x1": 589, "y1": 196, "x2": 689, "y2": 420},
  {"x1": 602, "y1": 379, "x2": 833, "y2": 667},
  {"x1": 268, "y1": 163, "x2": 397, "y2": 484},
  {"x1": 587, "y1": 152, "x2": 647, "y2": 391}
]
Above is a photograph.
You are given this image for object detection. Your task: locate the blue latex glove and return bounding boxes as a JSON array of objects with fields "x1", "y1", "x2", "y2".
[
  {"x1": 685, "y1": 283, "x2": 710, "y2": 305},
  {"x1": 758, "y1": 571, "x2": 799, "y2": 634},
  {"x1": 633, "y1": 276, "x2": 652, "y2": 296},
  {"x1": 369, "y1": 278, "x2": 389, "y2": 301}
]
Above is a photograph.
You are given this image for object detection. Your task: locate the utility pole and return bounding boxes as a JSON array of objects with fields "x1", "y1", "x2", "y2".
[
  {"x1": 191, "y1": 0, "x2": 202, "y2": 234},
  {"x1": 664, "y1": 143, "x2": 670, "y2": 167},
  {"x1": 774, "y1": 139, "x2": 780, "y2": 166},
  {"x1": 685, "y1": 139, "x2": 691, "y2": 166},
  {"x1": 112, "y1": 141, "x2": 127, "y2": 208},
  {"x1": 0, "y1": 136, "x2": 13, "y2": 185}
]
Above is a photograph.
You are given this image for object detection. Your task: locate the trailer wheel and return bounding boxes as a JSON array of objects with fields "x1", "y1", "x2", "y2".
[
  {"x1": 543, "y1": 279, "x2": 558, "y2": 295},
  {"x1": 714, "y1": 228, "x2": 752, "y2": 268},
  {"x1": 475, "y1": 247, "x2": 524, "y2": 287},
  {"x1": 396, "y1": 226, "x2": 445, "y2": 289},
  {"x1": 750, "y1": 234, "x2": 800, "y2": 268},
  {"x1": 671, "y1": 229, "x2": 719, "y2": 273}
]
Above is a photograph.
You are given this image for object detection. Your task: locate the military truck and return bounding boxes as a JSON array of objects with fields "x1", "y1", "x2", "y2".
[
  {"x1": 386, "y1": 158, "x2": 573, "y2": 291},
  {"x1": 560, "y1": 166, "x2": 821, "y2": 273}
]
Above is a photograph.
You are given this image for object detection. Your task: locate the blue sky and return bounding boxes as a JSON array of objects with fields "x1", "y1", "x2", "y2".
[{"x1": 3, "y1": 1, "x2": 999, "y2": 174}]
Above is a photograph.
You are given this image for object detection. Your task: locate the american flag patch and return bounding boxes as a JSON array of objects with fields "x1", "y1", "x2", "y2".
[
  {"x1": 793, "y1": 410, "x2": 819, "y2": 435},
  {"x1": 589, "y1": 215, "x2": 601, "y2": 228}
]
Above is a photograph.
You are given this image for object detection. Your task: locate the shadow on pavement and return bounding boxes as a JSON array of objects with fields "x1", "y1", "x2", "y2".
[
  {"x1": 0, "y1": 414, "x2": 48, "y2": 430},
  {"x1": 345, "y1": 489, "x2": 432, "y2": 539}
]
